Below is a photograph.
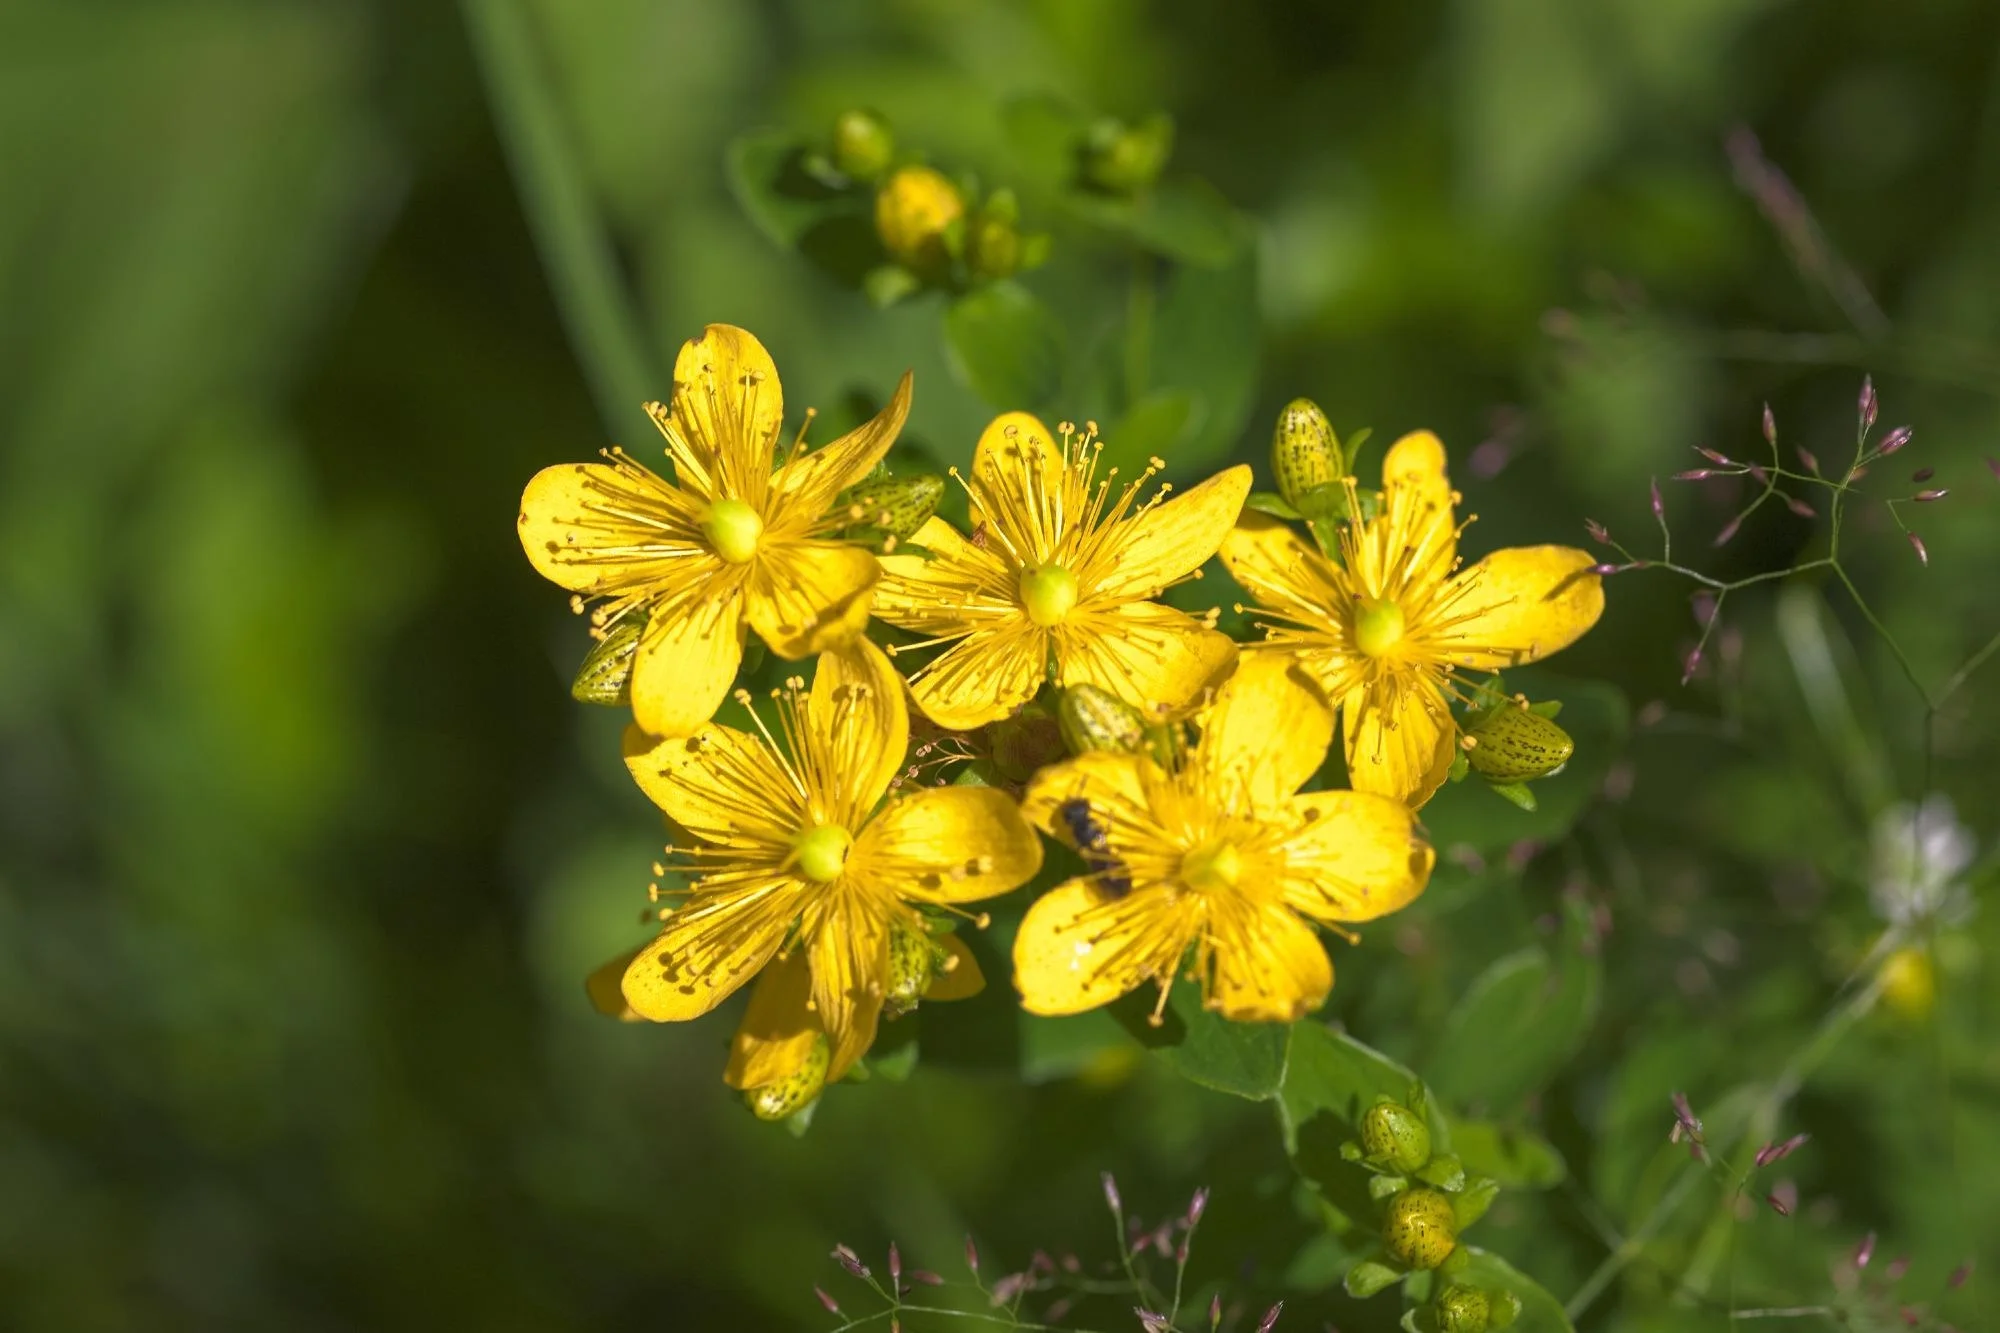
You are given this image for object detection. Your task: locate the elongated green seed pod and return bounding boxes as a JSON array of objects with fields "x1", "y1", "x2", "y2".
[
  {"x1": 746, "y1": 1033, "x2": 831, "y2": 1121},
  {"x1": 1272, "y1": 398, "x2": 1339, "y2": 509},
  {"x1": 571, "y1": 614, "x2": 647, "y2": 706},
  {"x1": 1465, "y1": 704, "x2": 1574, "y2": 782},
  {"x1": 837, "y1": 473, "x2": 946, "y2": 543},
  {"x1": 1058, "y1": 683, "x2": 1149, "y2": 756}
]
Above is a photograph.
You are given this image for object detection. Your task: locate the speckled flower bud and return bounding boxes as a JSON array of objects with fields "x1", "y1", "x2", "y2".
[
  {"x1": 1081, "y1": 113, "x2": 1174, "y2": 194},
  {"x1": 571, "y1": 614, "x2": 646, "y2": 705},
  {"x1": 1382, "y1": 1187, "x2": 1458, "y2": 1270},
  {"x1": 1058, "y1": 684, "x2": 1149, "y2": 756},
  {"x1": 746, "y1": 1033, "x2": 831, "y2": 1121},
  {"x1": 1465, "y1": 705, "x2": 1574, "y2": 782},
  {"x1": 1434, "y1": 1285, "x2": 1490, "y2": 1333},
  {"x1": 1272, "y1": 398, "x2": 1340, "y2": 509},
  {"x1": 1360, "y1": 1098, "x2": 1432, "y2": 1174},
  {"x1": 884, "y1": 919, "x2": 944, "y2": 1017},
  {"x1": 839, "y1": 473, "x2": 945, "y2": 543}
]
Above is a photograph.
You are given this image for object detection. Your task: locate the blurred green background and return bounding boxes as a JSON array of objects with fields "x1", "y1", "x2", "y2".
[{"x1": 4, "y1": 1, "x2": 1997, "y2": 1329}]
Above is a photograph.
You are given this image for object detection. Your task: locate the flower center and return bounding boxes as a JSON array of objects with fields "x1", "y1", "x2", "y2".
[
  {"x1": 1019, "y1": 563, "x2": 1080, "y2": 627},
  {"x1": 1180, "y1": 840, "x2": 1242, "y2": 893},
  {"x1": 792, "y1": 824, "x2": 853, "y2": 882},
  {"x1": 702, "y1": 498, "x2": 764, "y2": 564},
  {"x1": 1352, "y1": 596, "x2": 1407, "y2": 658}
]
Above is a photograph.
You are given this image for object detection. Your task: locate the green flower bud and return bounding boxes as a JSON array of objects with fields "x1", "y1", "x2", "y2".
[
  {"x1": 838, "y1": 473, "x2": 945, "y2": 544},
  {"x1": 990, "y1": 703, "x2": 1066, "y2": 784},
  {"x1": 831, "y1": 108, "x2": 896, "y2": 181},
  {"x1": 1361, "y1": 1098, "x2": 1433, "y2": 1174},
  {"x1": 1059, "y1": 684, "x2": 1150, "y2": 756},
  {"x1": 1434, "y1": 1285, "x2": 1490, "y2": 1333},
  {"x1": 884, "y1": 918, "x2": 944, "y2": 1017},
  {"x1": 1382, "y1": 1187, "x2": 1458, "y2": 1271},
  {"x1": 1082, "y1": 112, "x2": 1174, "y2": 194},
  {"x1": 746, "y1": 1033, "x2": 831, "y2": 1121},
  {"x1": 968, "y1": 212, "x2": 1023, "y2": 280},
  {"x1": 876, "y1": 165, "x2": 965, "y2": 276},
  {"x1": 1272, "y1": 398, "x2": 1340, "y2": 509},
  {"x1": 1465, "y1": 703, "x2": 1574, "y2": 783},
  {"x1": 571, "y1": 614, "x2": 647, "y2": 706}
]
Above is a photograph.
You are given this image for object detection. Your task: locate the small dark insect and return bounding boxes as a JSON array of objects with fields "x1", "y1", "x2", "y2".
[
  {"x1": 970, "y1": 520, "x2": 990, "y2": 548},
  {"x1": 1057, "y1": 797, "x2": 1130, "y2": 897}
]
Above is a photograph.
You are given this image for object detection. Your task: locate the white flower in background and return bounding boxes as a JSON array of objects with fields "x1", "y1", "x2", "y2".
[{"x1": 1868, "y1": 795, "x2": 1976, "y2": 927}]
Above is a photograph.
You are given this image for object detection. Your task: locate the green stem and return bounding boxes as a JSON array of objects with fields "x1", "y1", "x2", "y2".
[{"x1": 462, "y1": 0, "x2": 659, "y2": 437}]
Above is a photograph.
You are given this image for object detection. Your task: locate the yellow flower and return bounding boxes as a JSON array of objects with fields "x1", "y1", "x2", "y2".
[
  {"x1": 873, "y1": 412, "x2": 1250, "y2": 731},
  {"x1": 1220, "y1": 431, "x2": 1603, "y2": 808},
  {"x1": 618, "y1": 638, "x2": 1043, "y2": 1080},
  {"x1": 1013, "y1": 655, "x2": 1434, "y2": 1023},
  {"x1": 518, "y1": 324, "x2": 912, "y2": 738}
]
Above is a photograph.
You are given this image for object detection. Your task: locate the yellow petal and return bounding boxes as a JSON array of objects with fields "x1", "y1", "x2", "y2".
[
  {"x1": 1019, "y1": 751, "x2": 1151, "y2": 844},
  {"x1": 629, "y1": 593, "x2": 746, "y2": 738},
  {"x1": 1280, "y1": 790, "x2": 1435, "y2": 923},
  {"x1": 724, "y1": 948, "x2": 822, "y2": 1090},
  {"x1": 1217, "y1": 511, "x2": 1343, "y2": 621},
  {"x1": 1341, "y1": 670, "x2": 1458, "y2": 808},
  {"x1": 923, "y1": 933, "x2": 986, "y2": 1001},
  {"x1": 620, "y1": 879, "x2": 797, "y2": 1021},
  {"x1": 805, "y1": 890, "x2": 889, "y2": 1079},
  {"x1": 873, "y1": 515, "x2": 1018, "y2": 633},
  {"x1": 1012, "y1": 879, "x2": 1186, "y2": 1016},
  {"x1": 808, "y1": 637, "x2": 909, "y2": 823},
  {"x1": 1374, "y1": 430, "x2": 1458, "y2": 592},
  {"x1": 770, "y1": 371, "x2": 914, "y2": 522},
  {"x1": 584, "y1": 945, "x2": 647, "y2": 1021},
  {"x1": 1201, "y1": 899, "x2": 1332, "y2": 1022},
  {"x1": 623, "y1": 721, "x2": 802, "y2": 850},
  {"x1": 1189, "y1": 654, "x2": 1333, "y2": 815},
  {"x1": 1059, "y1": 601, "x2": 1238, "y2": 722},
  {"x1": 1088, "y1": 464, "x2": 1252, "y2": 600},
  {"x1": 517, "y1": 461, "x2": 703, "y2": 594},
  {"x1": 971, "y1": 410, "x2": 1064, "y2": 502},
  {"x1": 653, "y1": 324, "x2": 785, "y2": 500},
  {"x1": 903, "y1": 621, "x2": 1048, "y2": 731},
  {"x1": 1436, "y1": 546, "x2": 1605, "y2": 670},
  {"x1": 744, "y1": 540, "x2": 880, "y2": 659},
  {"x1": 850, "y1": 785, "x2": 1044, "y2": 903}
]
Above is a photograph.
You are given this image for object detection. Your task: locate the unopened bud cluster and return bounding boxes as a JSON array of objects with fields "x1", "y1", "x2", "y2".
[{"x1": 1340, "y1": 1088, "x2": 1504, "y2": 1311}]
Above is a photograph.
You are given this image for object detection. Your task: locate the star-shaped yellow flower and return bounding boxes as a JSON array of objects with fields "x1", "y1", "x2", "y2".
[
  {"x1": 1220, "y1": 431, "x2": 1604, "y2": 808},
  {"x1": 619, "y1": 638, "x2": 1042, "y2": 1080},
  {"x1": 518, "y1": 324, "x2": 912, "y2": 737},
  {"x1": 871, "y1": 412, "x2": 1250, "y2": 731},
  {"x1": 1013, "y1": 655, "x2": 1434, "y2": 1023}
]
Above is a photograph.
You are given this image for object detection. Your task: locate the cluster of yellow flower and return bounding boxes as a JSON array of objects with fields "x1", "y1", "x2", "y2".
[{"x1": 519, "y1": 324, "x2": 1604, "y2": 1118}]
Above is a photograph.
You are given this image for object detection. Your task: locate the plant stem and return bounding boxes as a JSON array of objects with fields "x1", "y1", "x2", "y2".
[{"x1": 462, "y1": 0, "x2": 659, "y2": 438}]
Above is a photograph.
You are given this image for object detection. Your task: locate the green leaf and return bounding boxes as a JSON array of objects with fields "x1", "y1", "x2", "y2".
[
  {"x1": 1112, "y1": 980, "x2": 1288, "y2": 1100},
  {"x1": 1448, "y1": 1120, "x2": 1568, "y2": 1189},
  {"x1": 1277, "y1": 1023, "x2": 1451, "y2": 1223},
  {"x1": 943, "y1": 280, "x2": 1066, "y2": 410},
  {"x1": 1106, "y1": 388, "x2": 1197, "y2": 459},
  {"x1": 1417, "y1": 671, "x2": 1629, "y2": 858},
  {"x1": 725, "y1": 129, "x2": 857, "y2": 250},
  {"x1": 1425, "y1": 903, "x2": 1601, "y2": 1114},
  {"x1": 1452, "y1": 1247, "x2": 1575, "y2": 1333},
  {"x1": 1246, "y1": 491, "x2": 1303, "y2": 520}
]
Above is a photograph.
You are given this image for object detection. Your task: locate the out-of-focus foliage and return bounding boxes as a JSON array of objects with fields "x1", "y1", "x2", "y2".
[{"x1": 3, "y1": 1, "x2": 1998, "y2": 1330}]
